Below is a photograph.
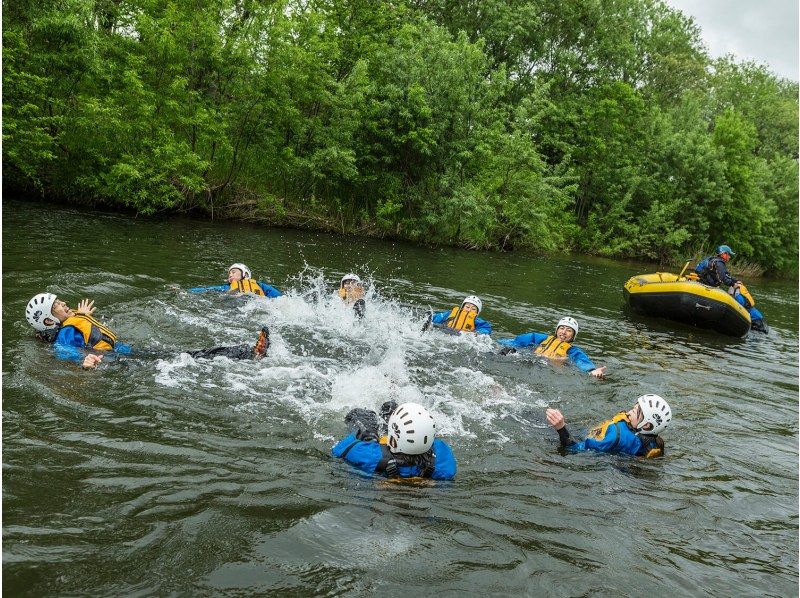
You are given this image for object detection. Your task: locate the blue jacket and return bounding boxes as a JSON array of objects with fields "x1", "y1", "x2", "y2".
[
  {"x1": 733, "y1": 292, "x2": 763, "y2": 321},
  {"x1": 189, "y1": 282, "x2": 282, "y2": 297},
  {"x1": 559, "y1": 417, "x2": 662, "y2": 458},
  {"x1": 331, "y1": 434, "x2": 457, "y2": 480},
  {"x1": 52, "y1": 326, "x2": 132, "y2": 363},
  {"x1": 431, "y1": 311, "x2": 493, "y2": 335},
  {"x1": 497, "y1": 332, "x2": 596, "y2": 372}
]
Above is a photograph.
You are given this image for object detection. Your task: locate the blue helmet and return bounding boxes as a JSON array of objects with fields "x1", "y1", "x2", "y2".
[{"x1": 716, "y1": 245, "x2": 735, "y2": 256}]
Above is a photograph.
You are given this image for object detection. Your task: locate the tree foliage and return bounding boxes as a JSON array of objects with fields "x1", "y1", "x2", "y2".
[{"x1": 3, "y1": 0, "x2": 797, "y2": 274}]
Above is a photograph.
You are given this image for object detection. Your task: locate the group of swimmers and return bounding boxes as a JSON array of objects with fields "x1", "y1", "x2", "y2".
[{"x1": 25, "y1": 262, "x2": 674, "y2": 482}]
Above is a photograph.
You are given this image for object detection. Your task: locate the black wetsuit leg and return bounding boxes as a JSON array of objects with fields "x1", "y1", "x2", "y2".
[{"x1": 185, "y1": 345, "x2": 256, "y2": 360}]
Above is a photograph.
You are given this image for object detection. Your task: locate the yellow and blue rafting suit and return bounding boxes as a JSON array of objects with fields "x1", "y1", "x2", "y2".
[
  {"x1": 45, "y1": 315, "x2": 264, "y2": 363},
  {"x1": 556, "y1": 412, "x2": 664, "y2": 458},
  {"x1": 331, "y1": 434, "x2": 457, "y2": 480},
  {"x1": 732, "y1": 286, "x2": 765, "y2": 330},
  {"x1": 189, "y1": 279, "x2": 282, "y2": 297},
  {"x1": 497, "y1": 332, "x2": 596, "y2": 372},
  {"x1": 431, "y1": 309, "x2": 493, "y2": 335},
  {"x1": 50, "y1": 315, "x2": 132, "y2": 363}
]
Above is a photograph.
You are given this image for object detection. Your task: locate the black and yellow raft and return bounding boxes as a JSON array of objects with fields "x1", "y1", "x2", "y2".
[{"x1": 623, "y1": 272, "x2": 750, "y2": 337}]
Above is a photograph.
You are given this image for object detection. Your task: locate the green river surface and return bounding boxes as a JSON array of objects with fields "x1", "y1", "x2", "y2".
[{"x1": 3, "y1": 199, "x2": 798, "y2": 596}]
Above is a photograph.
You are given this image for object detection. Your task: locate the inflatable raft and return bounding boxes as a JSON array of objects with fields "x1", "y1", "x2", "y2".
[{"x1": 623, "y1": 272, "x2": 751, "y2": 337}]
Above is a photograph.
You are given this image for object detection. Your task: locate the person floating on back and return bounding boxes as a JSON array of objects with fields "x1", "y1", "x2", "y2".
[
  {"x1": 338, "y1": 273, "x2": 366, "y2": 319},
  {"x1": 331, "y1": 401, "x2": 457, "y2": 480},
  {"x1": 189, "y1": 263, "x2": 282, "y2": 297},
  {"x1": 423, "y1": 295, "x2": 493, "y2": 335},
  {"x1": 497, "y1": 316, "x2": 607, "y2": 378},
  {"x1": 546, "y1": 394, "x2": 672, "y2": 458},
  {"x1": 26, "y1": 293, "x2": 270, "y2": 369}
]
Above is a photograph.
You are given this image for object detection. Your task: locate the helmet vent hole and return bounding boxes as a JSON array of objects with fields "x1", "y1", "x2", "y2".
[
  {"x1": 424, "y1": 436, "x2": 428, "y2": 444},
  {"x1": 404, "y1": 420, "x2": 412, "y2": 425}
]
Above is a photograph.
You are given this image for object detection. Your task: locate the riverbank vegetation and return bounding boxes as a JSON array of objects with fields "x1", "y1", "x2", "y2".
[{"x1": 4, "y1": 0, "x2": 797, "y2": 275}]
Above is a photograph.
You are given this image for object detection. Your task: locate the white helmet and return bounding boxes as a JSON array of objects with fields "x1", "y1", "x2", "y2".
[
  {"x1": 461, "y1": 295, "x2": 482, "y2": 315},
  {"x1": 340, "y1": 273, "x2": 361, "y2": 287},
  {"x1": 387, "y1": 402, "x2": 436, "y2": 455},
  {"x1": 556, "y1": 316, "x2": 579, "y2": 338},
  {"x1": 26, "y1": 293, "x2": 59, "y2": 331},
  {"x1": 636, "y1": 394, "x2": 672, "y2": 435},
  {"x1": 228, "y1": 263, "x2": 252, "y2": 279}
]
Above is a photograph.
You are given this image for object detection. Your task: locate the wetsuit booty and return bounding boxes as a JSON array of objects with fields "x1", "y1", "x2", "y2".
[{"x1": 253, "y1": 327, "x2": 270, "y2": 359}]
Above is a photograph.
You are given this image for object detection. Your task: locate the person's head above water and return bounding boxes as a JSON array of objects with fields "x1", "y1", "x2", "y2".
[
  {"x1": 461, "y1": 295, "x2": 482, "y2": 315},
  {"x1": 340, "y1": 273, "x2": 362, "y2": 289},
  {"x1": 387, "y1": 402, "x2": 436, "y2": 455},
  {"x1": 26, "y1": 293, "x2": 71, "y2": 331},
  {"x1": 228, "y1": 263, "x2": 252, "y2": 282},
  {"x1": 555, "y1": 316, "x2": 579, "y2": 342},
  {"x1": 716, "y1": 245, "x2": 735, "y2": 262},
  {"x1": 628, "y1": 394, "x2": 672, "y2": 435}
]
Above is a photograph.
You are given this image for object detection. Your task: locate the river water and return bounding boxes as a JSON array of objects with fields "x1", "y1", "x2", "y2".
[{"x1": 3, "y1": 199, "x2": 798, "y2": 596}]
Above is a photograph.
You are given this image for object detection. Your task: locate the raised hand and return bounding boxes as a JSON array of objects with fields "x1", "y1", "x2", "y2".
[
  {"x1": 76, "y1": 299, "x2": 96, "y2": 315},
  {"x1": 545, "y1": 408, "x2": 565, "y2": 430}
]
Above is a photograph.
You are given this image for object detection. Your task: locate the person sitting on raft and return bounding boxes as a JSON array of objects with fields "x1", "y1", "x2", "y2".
[
  {"x1": 691, "y1": 245, "x2": 767, "y2": 332},
  {"x1": 25, "y1": 293, "x2": 270, "y2": 369},
  {"x1": 694, "y1": 245, "x2": 741, "y2": 290},
  {"x1": 189, "y1": 263, "x2": 282, "y2": 297},
  {"x1": 545, "y1": 394, "x2": 672, "y2": 458},
  {"x1": 423, "y1": 295, "x2": 493, "y2": 335},
  {"x1": 497, "y1": 316, "x2": 607, "y2": 378},
  {"x1": 338, "y1": 273, "x2": 366, "y2": 319},
  {"x1": 331, "y1": 401, "x2": 457, "y2": 480}
]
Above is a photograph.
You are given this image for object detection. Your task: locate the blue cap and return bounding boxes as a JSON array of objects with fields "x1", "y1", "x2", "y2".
[{"x1": 717, "y1": 244, "x2": 735, "y2": 256}]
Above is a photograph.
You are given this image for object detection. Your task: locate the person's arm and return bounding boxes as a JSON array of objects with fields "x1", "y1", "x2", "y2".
[
  {"x1": 431, "y1": 440, "x2": 457, "y2": 480},
  {"x1": 188, "y1": 284, "x2": 229, "y2": 293},
  {"x1": 474, "y1": 318, "x2": 493, "y2": 335},
  {"x1": 430, "y1": 311, "x2": 449, "y2": 325},
  {"x1": 331, "y1": 434, "x2": 383, "y2": 474},
  {"x1": 114, "y1": 342, "x2": 133, "y2": 355},
  {"x1": 546, "y1": 408, "x2": 578, "y2": 448},
  {"x1": 497, "y1": 332, "x2": 546, "y2": 348},
  {"x1": 566, "y1": 345, "x2": 605, "y2": 378},
  {"x1": 53, "y1": 327, "x2": 87, "y2": 363},
  {"x1": 257, "y1": 282, "x2": 283, "y2": 298},
  {"x1": 715, "y1": 261, "x2": 739, "y2": 287}
]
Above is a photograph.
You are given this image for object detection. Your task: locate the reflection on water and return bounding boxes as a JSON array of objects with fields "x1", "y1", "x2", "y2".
[{"x1": 3, "y1": 200, "x2": 798, "y2": 595}]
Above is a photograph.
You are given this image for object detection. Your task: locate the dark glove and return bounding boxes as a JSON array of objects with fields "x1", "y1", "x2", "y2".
[
  {"x1": 380, "y1": 400, "x2": 398, "y2": 423},
  {"x1": 421, "y1": 310, "x2": 433, "y2": 332},
  {"x1": 499, "y1": 346, "x2": 517, "y2": 356},
  {"x1": 353, "y1": 299, "x2": 366, "y2": 319},
  {"x1": 344, "y1": 408, "x2": 380, "y2": 441}
]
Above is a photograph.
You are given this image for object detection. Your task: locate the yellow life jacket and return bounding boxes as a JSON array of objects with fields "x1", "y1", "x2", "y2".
[
  {"x1": 228, "y1": 279, "x2": 265, "y2": 296},
  {"x1": 62, "y1": 314, "x2": 117, "y2": 351},
  {"x1": 533, "y1": 335, "x2": 571, "y2": 360},
  {"x1": 445, "y1": 306, "x2": 476, "y2": 332},
  {"x1": 587, "y1": 411, "x2": 630, "y2": 440},
  {"x1": 588, "y1": 411, "x2": 664, "y2": 458},
  {"x1": 738, "y1": 283, "x2": 755, "y2": 308},
  {"x1": 338, "y1": 286, "x2": 365, "y2": 304}
]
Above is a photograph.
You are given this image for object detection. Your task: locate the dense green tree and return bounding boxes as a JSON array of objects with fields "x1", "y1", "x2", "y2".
[{"x1": 3, "y1": 0, "x2": 797, "y2": 274}]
